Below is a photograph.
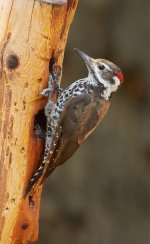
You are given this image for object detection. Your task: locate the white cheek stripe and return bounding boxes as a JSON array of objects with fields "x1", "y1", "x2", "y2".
[
  {"x1": 88, "y1": 69, "x2": 120, "y2": 100},
  {"x1": 102, "y1": 76, "x2": 120, "y2": 100}
]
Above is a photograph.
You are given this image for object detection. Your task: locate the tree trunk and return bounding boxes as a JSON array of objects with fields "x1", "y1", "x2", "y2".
[{"x1": 0, "y1": 0, "x2": 78, "y2": 243}]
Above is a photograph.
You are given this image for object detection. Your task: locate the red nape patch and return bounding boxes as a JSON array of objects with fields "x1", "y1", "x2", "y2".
[{"x1": 114, "y1": 71, "x2": 124, "y2": 84}]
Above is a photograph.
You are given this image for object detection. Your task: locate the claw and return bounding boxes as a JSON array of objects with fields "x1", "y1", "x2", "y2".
[
  {"x1": 40, "y1": 87, "x2": 53, "y2": 97},
  {"x1": 53, "y1": 80, "x2": 61, "y2": 98},
  {"x1": 50, "y1": 61, "x2": 62, "y2": 99},
  {"x1": 59, "y1": 87, "x2": 63, "y2": 92}
]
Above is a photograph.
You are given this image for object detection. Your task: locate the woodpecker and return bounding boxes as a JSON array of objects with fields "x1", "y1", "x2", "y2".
[{"x1": 24, "y1": 48, "x2": 124, "y2": 197}]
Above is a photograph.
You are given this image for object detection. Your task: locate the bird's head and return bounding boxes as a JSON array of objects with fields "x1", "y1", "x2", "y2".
[{"x1": 74, "y1": 48, "x2": 124, "y2": 100}]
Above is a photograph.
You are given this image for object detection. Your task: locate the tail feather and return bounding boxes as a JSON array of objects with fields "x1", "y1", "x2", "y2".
[{"x1": 24, "y1": 161, "x2": 46, "y2": 197}]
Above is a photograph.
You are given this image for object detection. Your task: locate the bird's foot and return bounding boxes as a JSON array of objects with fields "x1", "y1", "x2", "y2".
[
  {"x1": 40, "y1": 87, "x2": 53, "y2": 97},
  {"x1": 50, "y1": 60, "x2": 62, "y2": 99},
  {"x1": 39, "y1": 59, "x2": 62, "y2": 101}
]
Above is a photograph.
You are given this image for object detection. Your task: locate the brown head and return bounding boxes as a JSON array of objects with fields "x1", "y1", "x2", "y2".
[{"x1": 74, "y1": 48, "x2": 124, "y2": 100}]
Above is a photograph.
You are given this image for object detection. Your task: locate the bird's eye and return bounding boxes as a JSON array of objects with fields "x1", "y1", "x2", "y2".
[{"x1": 99, "y1": 64, "x2": 105, "y2": 70}]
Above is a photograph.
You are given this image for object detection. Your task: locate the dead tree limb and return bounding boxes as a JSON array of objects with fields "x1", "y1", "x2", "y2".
[{"x1": 0, "y1": 0, "x2": 78, "y2": 243}]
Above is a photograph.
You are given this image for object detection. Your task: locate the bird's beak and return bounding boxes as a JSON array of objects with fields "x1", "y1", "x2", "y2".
[{"x1": 74, "y1": 48, "x2": 94, "y2": 70}]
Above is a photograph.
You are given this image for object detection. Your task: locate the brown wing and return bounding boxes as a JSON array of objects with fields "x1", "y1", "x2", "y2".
[{"x1": 41, "y1": 93, "x2": 110, "y2": 181}]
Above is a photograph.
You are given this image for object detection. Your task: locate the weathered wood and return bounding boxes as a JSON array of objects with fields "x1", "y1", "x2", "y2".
[{"x1": 0, "y1": 0, "x2": 78, "y2": 243}]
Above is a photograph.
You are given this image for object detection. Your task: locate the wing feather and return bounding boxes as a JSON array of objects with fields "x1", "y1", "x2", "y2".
[{"x1": 41, "y1": 93, "x2": 108, "y2": 181}]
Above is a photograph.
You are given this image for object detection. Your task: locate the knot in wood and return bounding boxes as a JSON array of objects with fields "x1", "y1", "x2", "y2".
[
  {"x1": 21, "y1": 223, "x2": 29, "y2": 230},
  {"x1": 7, "y1": 54, "x2": 20, "y2": 69}
]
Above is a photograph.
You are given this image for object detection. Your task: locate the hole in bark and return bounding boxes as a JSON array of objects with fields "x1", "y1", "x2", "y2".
[
  {"x1": 21, "y1": 147, "x2": 25, "y2": 153},
  {"x1": 7, "y1": 54, "x2": 20, "y2": 69},
  {"x1": 21, "y1": 223, "x2": 28, "y2": 230},
  {"x1": 29, "y1": 196, "x2": 35, "y2": 207},
  {"x1": 11, "y1": 198, "x2": 15, "y2": 202},
  {"x1": 33, "y1": 109, "x2": 46, "y2": 140},
  {"x1": 49, "y1": 57, "x2": 56, "y2": 72},
  {"x1": 37, "y1": 78, "x2": 42, "y2": 83}
]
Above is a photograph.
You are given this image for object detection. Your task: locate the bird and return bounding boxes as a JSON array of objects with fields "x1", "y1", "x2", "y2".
[{"x1": 24, "y1": 48, "x2": 124, "y2": 197}]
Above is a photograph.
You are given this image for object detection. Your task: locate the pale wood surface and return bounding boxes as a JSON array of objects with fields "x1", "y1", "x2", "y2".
[{"x1": 0, "y1": 0, "x2": 78, "y2": 243}]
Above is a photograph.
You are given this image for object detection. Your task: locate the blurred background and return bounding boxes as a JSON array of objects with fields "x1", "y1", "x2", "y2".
[{"x1": 37, "y1": 0, "x2": 150, "y2": 243}]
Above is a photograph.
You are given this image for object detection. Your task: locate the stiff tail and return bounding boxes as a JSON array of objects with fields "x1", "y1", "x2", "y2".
[
  {"x1": 24, "y1": 61, "x2": 62, "y2": 197},
  {"x1": 24, "y1": 160, "x2": 46, "y2": 197}
]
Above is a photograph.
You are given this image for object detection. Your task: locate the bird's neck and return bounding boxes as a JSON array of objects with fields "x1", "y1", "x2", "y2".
[
  {"x1": 87, "y1": 74, "x2": 119, "y2": 101},
  {"x1": 86, "y1": 75, "x2": 110, "y2": 100}
]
